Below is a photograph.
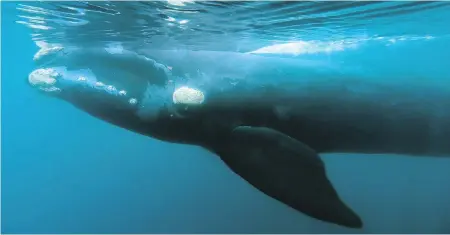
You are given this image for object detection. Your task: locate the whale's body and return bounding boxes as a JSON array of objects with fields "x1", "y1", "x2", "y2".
[
  {"x1": 28, "y1": 46, "x2": 450, "y2": 229},
  {"x1": 126, "y1": 49, "x2": 450, "y2": 157}
]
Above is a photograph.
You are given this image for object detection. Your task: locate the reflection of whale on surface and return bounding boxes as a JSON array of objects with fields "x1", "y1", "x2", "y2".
[{"x1": 28, "y1": 46, "x2": 450, "y2": 229}]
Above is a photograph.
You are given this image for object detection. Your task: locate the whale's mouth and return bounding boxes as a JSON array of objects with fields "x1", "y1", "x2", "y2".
[{"x1": 28, "y1": 68, "x2": 62, "y2": 93}]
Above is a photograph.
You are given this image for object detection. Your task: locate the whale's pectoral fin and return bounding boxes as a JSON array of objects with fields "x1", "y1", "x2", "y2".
[{"x1": 215, "y1": 126, "x2": 363, "y2": 228}]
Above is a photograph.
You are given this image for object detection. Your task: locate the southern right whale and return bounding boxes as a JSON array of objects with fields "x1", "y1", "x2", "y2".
[{"x1": 27, "y1": 46, "x2": 450, "y2": 228}]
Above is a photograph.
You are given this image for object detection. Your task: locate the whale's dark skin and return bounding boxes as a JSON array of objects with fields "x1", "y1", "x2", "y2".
[{"x1": 28, "y1": 46, "x2": 450, "y2": 229}]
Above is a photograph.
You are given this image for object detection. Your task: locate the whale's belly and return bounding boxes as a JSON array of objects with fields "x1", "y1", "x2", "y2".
[
  {"x1": 270, "y1": 101, "x2": 450, "y2": 156},
  {"x1": 200, "y1": 80, "x2": 450, "y2": 157}
]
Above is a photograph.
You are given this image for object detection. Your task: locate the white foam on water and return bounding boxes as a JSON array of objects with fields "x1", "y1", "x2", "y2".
[{"x1": 247, "y1": 40, "x2": 360, "y2": 56}]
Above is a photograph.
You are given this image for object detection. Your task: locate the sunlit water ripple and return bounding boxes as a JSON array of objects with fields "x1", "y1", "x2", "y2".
[{"x1": 13, "y1": 1, "x2": 450, "y2": 54}]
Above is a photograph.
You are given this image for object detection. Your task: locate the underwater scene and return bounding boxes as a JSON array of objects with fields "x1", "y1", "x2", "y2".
[{"x1": 2, "y1": 1, "x2": 450, "y2": 234}]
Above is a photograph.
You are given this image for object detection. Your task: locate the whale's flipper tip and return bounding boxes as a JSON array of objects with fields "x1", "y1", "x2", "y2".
[
  {"x1": 331, "y1": 201, "x2": 363, "y2": 228},
  {"x1": 215, "y1": 126, "x2": 363, "y2": 228},
  {"x1": 347, "y1": 213, "x2": 363, "y2": 228}
]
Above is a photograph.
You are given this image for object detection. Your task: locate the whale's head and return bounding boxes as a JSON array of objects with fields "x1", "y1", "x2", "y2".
[
  {"x1": 27, "y1": 46, "x2": 177, "y2": 127},
  {"x1": 27, "y1": 66, "x2": 152, "y2": 121}
]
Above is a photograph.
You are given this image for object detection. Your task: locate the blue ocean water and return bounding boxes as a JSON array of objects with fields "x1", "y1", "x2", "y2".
[{"x1": 2, "y1": 1, "x2": 450, "y2": 233}]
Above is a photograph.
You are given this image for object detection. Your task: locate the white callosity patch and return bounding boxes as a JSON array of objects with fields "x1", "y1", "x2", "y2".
[
  {"x1": 89, "y1": 80, "x2": 137, "y2": 103},
  {"x1": 172, "y1": 86, "x2": 205, "y2": 105},
  {"x1": 33, "y1": 46, "x2": 64, "y2": 61},
  {"x1": 33, "y1": 41, "x2": 66, "y2": 62},
  {"x1": 28, "y1": 68, "x2": 61, "y2": 93},
  {"x1": 129, "y1": 98, "x2": 138, "y2": 105},
  {"x1": 28, "y1": 67, "x2": 140, "y2": 108},
  {"x1": 106, "y1": 85, "x2": 116, "y2": 92},
  {"x1": 88, "y1": 80, "x2": 140, "y2": 107}
]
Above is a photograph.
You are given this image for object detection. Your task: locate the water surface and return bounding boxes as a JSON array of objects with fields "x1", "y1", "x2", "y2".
[{"x1": 2, "y1": 1, "x2": 450, "y2": 233}]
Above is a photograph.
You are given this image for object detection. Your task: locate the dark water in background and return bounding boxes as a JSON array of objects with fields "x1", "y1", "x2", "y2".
[{"x1": 2, "y1": 1, "x2": 450, "y2": 233}]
